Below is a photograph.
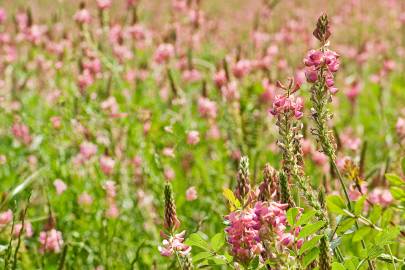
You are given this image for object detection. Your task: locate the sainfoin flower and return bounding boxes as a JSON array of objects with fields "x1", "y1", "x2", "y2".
[
  {"x1": 270, "y1": 94, "x2": 304, "y2": 119},
  {"x1": 225, "y1": 202, "x2": 301, "y2": 263},
  {"x1": 158, "y1": 231, "x2": 191, "y2": 257},
  {"x1": 39, "y1": 229, "x2": 64, "y2": 253},
  {"x1": 53, "y1": 179, "x2": 67, "y2": 195},
  {"x1": 185, "y1": 186, "x2": 198, "y2": 201},
  {"x1": 0, "y1": 209, "x2": 13, "y2": 226},
  {"x1": 14, "y1": 222, "x2": 34, "y2": 238},
  {"x1": 187, "y1": 130, "x2": 200, "y2": 145}
]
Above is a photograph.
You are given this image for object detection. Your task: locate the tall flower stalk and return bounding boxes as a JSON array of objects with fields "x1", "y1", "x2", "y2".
[
  {"x1": 271, "y1": 79, "x2": 327, "y2": 222},
  {"x1": 305, "y1": 14, "x2": 374, "y2": 270}
]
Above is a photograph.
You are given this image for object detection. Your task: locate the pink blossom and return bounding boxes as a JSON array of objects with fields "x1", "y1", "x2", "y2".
[
  {"x1": 349, "y1": 182, "x2": 368, "y2": 201},
  {"x1": 198, "y1": 97, "x2": 217, "y2": 119},
  {"x1": 158, "y1": 231, "x2": 191, "y2": 257},
  {"x1": 345, "y1": 81, "x2": 362, "y2": 103},
  {"x1": 182, "y1": 69, "x2": 202, "y2": 82},
  {"x1": 232, "y1": 60, "x2": 251, "y2": 78},
  {"x1": 74, "y1": 9, "x2": 91, "y2": 24},
  {"x1": 106, "y1": 203, "x2": 119, "y2": 219},
  {"x1": 260, "y1": 79, "x2": 275, "y2": 104},
  {"x1": 100, "y1": 156, "x2": 115, "y2": 175},
  {"x1": 80, "y1": 142, "x2": 97, "y2": 159},
  {"x1": 39, "y1": 229, "x2": 64, "y2": 253},
  {"x1": 13, "y1": 222, "x2": 33, "y2": 238},
  {"x1": 221, "y1": 81, "x2": 239, "y2": 102},
  {"x1": 103, "y1": 181, "x2": 117, "y2": 198},
  {"x1": 97, "y1": 0, "x2": 112, "y2": 10},
  {"x1": 154, "y1": 43, "x2": 174, "y2": 64},
  {"x1": 11, "y1": 122, "x2": 32, "y2": 145},
  {"x1": 187, "y1": 131, "x2": 200, "y2": 145},
  {"x1": 0, "y1": 209, "x2": 13, "y2": 226},
  {"x1": 186, "y1": 186, "x2": 198, "y2": 201},
  {"x1": 51, "y1": 116, "x2": 61, "y2": 129},
  {"x1": 213, "y1": 70, "x2": 227, "y2": 88},
  {"x1": 0, "y1": 8, "x2": 6, "y2": 24},
  {"x1": 164, "y1": 167, "x2": 175, "y2": 181},
  {"x1": 368, "y1": 188, "x2": 393, "y2": 207},
  {"x1": 163, "y1": 147, "x2": 175, "y2": 158},
  {"x1": 78, "y1": 192, "x2": 93, "y2": 206},
  {"x1": 53, "y1": 179, "x2": 67, "y2": 195}
]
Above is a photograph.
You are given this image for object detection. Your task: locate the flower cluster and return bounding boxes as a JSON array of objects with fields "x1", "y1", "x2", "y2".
[
  {"x1": 39, "y1": 229, "x2": 64, "y2": 254},
  {"x1": 270, "y1": 94, "x2": 304, "y2": 119},
  {"x1": 304, "y1": 49, "x2": 340, "y2": 94},
  {"x1": 225, "y1": 201, "x2": 302, "y2": 264},
  {"x1": 158, "y1": 231, "x2": 191, "y2": 257}
]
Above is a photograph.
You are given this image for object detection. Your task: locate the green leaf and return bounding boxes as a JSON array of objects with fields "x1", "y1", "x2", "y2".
[
  {"x1": 223, "y1": 188, "x2": 241, "y2": 211},
  {"x1": 193, "y1": 252, "x2": 212, "y2": 262},
  {"x1": 210, "y1": 232, "x2": 225, "y2": 251},
  {"x1": 303, "y1": 247, "x2": 319, "y2": 267},
  {"x1": 326, "y1": 195, "x2": 346, "y2": 214},
  {"x1": 299, "y1": 235, "x2": 322, "y2": 255},
  {"x1": 354, "y1": 196, "x2": 366, "y2": 215},
  {"x1": 249, "y1": 256, "x2": 260, "y2": 269},
  {"x1": 344, "y1": 257, "x2": 359, "y2": 270},
  {"x1": 297, "y1": 210, "x2": 317, "y2": 226},
  {"x1": 367, "y1": 245, "x2": 384, "y2": 259},
  {"x1": 375, "y1": 227, "x2": 400, "y2": 246},
  {"x1": 299, "y1": 221, "x2": 326, "y2": 239},
  {"x1": 369, "y1": 205, "x2": 382, "y2": 224},
  {"x1": 353, "y1": 227, "x2": 371, "y2": 242},
  {"x1": 385, "y1": 173, "x2": 404, "y2": 186},
  {"x1": 381, "y1": 209, "x2": 394, "y2": 228},
  {"x1": 331, "y1": 262, "x2": 346, "y2": 270},
  {"x1": 209, "y1": 256, "x2": 228, "y2": 265},
  {"x1": 185, "y1": 233, "x2": 210, "y2": 251},
  {"x1": 390, "y1": 187, "x2": 405, "y2": 200},
  {"x1": 336, "y1": 218, "x2": 355, "y2": 234},
  {"x1": 287, "y1": 207, "x2": 300, "y2": 226}
]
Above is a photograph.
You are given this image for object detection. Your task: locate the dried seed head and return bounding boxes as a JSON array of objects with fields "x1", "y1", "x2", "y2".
[
  {"x1": 164, "y1": 182, "x2": 180, "y2": 232},
  {"x1": 313, "y1": 13, "x2": 331, "y2": 44}
]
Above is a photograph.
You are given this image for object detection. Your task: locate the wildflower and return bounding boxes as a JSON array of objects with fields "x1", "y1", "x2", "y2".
[
  {"x1": 0, "y1": 209, "x2": 13, "y2": 226},
  {"x1": 97, "y1": 0, "x2": 111, "y2": 10},
  {"x1": 53, "y1": 179, "x2": 67, "y2": 195},
  {"x1": 39, "y1": 229, "x2": 64, "y2": 253},
  {"x1": 100, "y1": 156, "x2": 115, "y2": 175},
  {"x1": 368, "y1": 188, "x2": 393, "y2": 207},
  {"x1": 77, "y1": 192, "x2": 93, "y2": 206},
  {"x1": 154, "y1": 43, "x2": 175, "y2": 64},
  {"x1": 13, "y1": 222, "x2": 34, "y2": 238},
  {"x1": 164, "y1": 167, "x2": 175, "y2": 181},
  {"x1": 185, "y1": 187, "x2": 197, "y2": 201},
  {"x1": 158, "y1": 231, "x2": 191, "y2": 257},
  {"x1": 80, "y1": 142, "x2": 97, "y2": 159},
  {"x1": 74, "y1": 7, "x2": 91, "y2": 24},
  {"x1": 198, "y1": 97, "x2": 217, "y2": 119},
  {"x1": 187, "y1": 131, "x2": 200, "y2": 145}
]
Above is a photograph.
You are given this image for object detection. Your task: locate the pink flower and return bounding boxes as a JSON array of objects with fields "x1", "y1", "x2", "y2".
[
  {"x1": 13, "y1": 222, "x2": 33, "y2": 238},
  {"x1": 396, "y1": 117, "x2": 405, "y2": 139},
  {"x1": 0, "y1": 8, "x2": 6, "y2": 24},
  {"x1": 187, "y1": 131, "x2": 200, "y2": 145},
  {"x1": 349, "y1": 182, "x2": 368, "y2": 201},
  {"x1": 74, "y1": 9, "x2": 91, "y2": 24},
  {"x1": 221, "y1": 81, "x2": 239, "y2": 102},
  {"x1": 260, "y1": 79, "x2": 275, "y2": 104},
  {"x1": 53, "y1": 179, "x2": 67, "y2": 195},
  {"x1": 305, "y1": 67, "x2": 318, "y2": 83},
  {"x1": 78, "y1": 192, "x2": 93, "y2": 206},
  {"x1": 182, "y1": 69, "x2": 202, "y2": 82},
  {"x1": 106, "y1": 203, "x2": 119, "y2": 219},
  {"x1": 50, "y1": 116, "x2": 61, "y2": 129},
  {"x1": 0, "y1": 210, "x2": 13, "y2": 226},
  {"x1": 80, "y1": 142, "x2": 97, "y2": 159},
  {"x1": 154, "y1": 43, "x2": 174, "y2": 64},
  {"x1": 186, "y1": 186, "x2": 198, "y2": 201},
  {"x1": 232, "y1": 60, "x2": 251, "y2": 78},
  {"x1": 163, "y1": 147, "x2": 175, "y2": 158},
  {"x1": 198, "y1": 97, "x2": 217, "y2": 119},
  {"x1": 164, "y1": 167, "x2": 175, "y2": 181},
  {"x1": 158, "y1": 231, "x2": 191, "y2": 257},
  {"x1": 11, "y1": 122, "x2": 32, "y2": 145},
  {"x1": 368, "y1": 188, "x2": 393, "y2": 207},
  {"x1": 213, "y1": 70, "x2": 227, "y2": 88},
  {"x1": 345, "y1": 81, "x2": 362, "y2": 103},
  {"x1": 39, "y1": 229, "x2": 64, "y2": 253},
  {"x1": 100, "y1": 156, "x2": 115, "y2": 175},
  {"x1": 103, "y1": 181, "x2": 117, "y2": 198},
  {"x1": 97, "y1": 0, "x2": 112, "y2": 10}
]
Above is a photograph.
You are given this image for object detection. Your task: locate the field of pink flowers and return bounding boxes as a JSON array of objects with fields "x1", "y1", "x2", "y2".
[{"x1": 0, "y1": 0, "x2": 404, "y2": 269}]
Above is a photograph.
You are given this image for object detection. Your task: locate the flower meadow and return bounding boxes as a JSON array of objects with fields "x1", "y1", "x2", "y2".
[{"x1": 0, "y1": 0, "x2": 404, "y2": 269}]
